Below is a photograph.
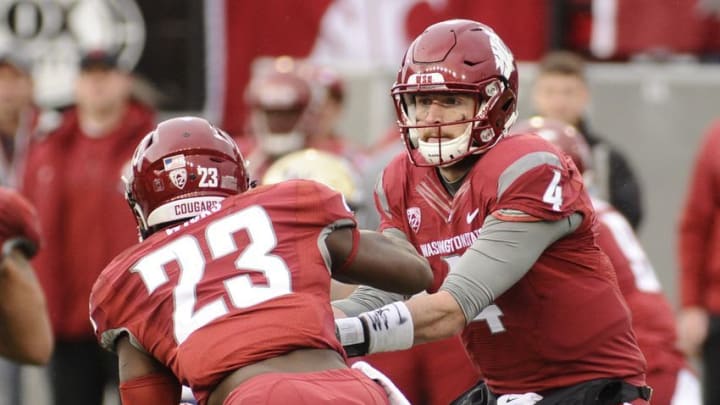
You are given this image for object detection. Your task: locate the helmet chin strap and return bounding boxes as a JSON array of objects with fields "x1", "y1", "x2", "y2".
[
  {"x1": 128, "y1": 196, "x2": 150, "y2": 241},
  {"x1": 415, "y1": 122, "x2": 475, "y2": 166}
]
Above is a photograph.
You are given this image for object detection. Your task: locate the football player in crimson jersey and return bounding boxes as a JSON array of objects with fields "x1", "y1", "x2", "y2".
[
  {"x1": 332, "y1": 19, "x2": 651, "y2": 405},
  {"x1": 88, "y1": 117, "x2": 432, "y2": 405},
  {"x1": 263, "y1": 149, "x2": 482, "y2": 405},
  {"x1": 514, "y1": 117, "x2": 701, "y2": 405},
  {"x1": 0, "y1": 187, "x2": 52, "y2": 365}
]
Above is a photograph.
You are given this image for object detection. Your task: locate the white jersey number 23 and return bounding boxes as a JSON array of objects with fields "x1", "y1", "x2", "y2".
[{"x1": 132, "y1": 205, "x2": 292, "y2": 344}]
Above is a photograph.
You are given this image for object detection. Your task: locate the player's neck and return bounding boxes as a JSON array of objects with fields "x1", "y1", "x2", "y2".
[
  {"x1": 436, "y1": 157, "x2": 476, "y2": 195},
  {"x1": 437, "y1": 156, "x2": 476, "y2": 182}
]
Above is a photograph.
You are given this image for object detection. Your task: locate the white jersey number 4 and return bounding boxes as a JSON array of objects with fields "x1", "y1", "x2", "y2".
[
  {"x1": 542, "y1": 169, "x2": 563, "y2": 211},
  {"x1": 132, "y1": 205, "x2": 292, "y2": 344}
]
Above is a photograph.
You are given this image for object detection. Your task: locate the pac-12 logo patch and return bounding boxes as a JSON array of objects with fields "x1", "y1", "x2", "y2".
[
  {"x1": 169, "y1": 168, "x2": 187, "y2": 189},
  {"x1": 406, "y1": 207, "x2": 421, "y2": 233}
]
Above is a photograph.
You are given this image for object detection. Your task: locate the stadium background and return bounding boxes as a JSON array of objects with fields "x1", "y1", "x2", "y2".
[{"x1": 1, "y1": 0, "x2": 719, "y2": 403}]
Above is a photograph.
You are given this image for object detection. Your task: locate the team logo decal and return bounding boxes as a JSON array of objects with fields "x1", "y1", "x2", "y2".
[
  {"x1": 152, "y1": 178, "x2": 164, "y2": 192},
  {"x1": 406, "y1": 207, "x2": 421, "y2": 233},
  {"x1": 407, "y1": 72, "x2": 444, "y2": 85},
  {"x1": 486, "y1": 28, "x2": 515, "y2": 80},
  {"x1": 169, "y1": 168, "x2": 187, "y2": 189}
]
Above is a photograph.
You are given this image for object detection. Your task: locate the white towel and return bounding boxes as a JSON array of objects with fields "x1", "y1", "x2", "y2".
[{"x1": 351, "y1": 361, "x2": 411, "y2": 405}]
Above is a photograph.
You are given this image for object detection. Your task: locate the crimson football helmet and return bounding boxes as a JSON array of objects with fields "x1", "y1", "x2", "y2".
[
  {"x1": 392, "y1": 19, "x2": 519, "y2": 166},
  {"x1": 125, "y1": 116, "x2": 249, "y2": 239},
  {"x1": 512, "y1": 116, "x2": 593, "y2": 174},
  {"x1": 246, "y1": 57, "x2": 317, "y2": 156}
]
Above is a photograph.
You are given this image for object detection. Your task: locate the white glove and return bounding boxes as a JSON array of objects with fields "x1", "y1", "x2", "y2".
[
  {"x1": 497, "y1": 393, "x2": 543, "y2": 405},
  {"x1": 351, "y1": 361, "x2": 410, "y2": 405}
]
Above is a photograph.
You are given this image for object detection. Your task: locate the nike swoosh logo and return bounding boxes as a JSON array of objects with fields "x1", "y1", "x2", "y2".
[
  {"x1": 394, "y1": 304, "x2": 408, "y2": 324},
  {"x1": 466, "y1": 208, "x2": 480, "y2": 224}
]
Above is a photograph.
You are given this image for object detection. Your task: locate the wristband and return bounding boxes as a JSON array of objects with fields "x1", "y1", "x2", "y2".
[
  {"x1": 335, "y1": 316, "x2": 369, "y2": 357},
  {"x1": 358, "y1": 301, "x2": 414, "y2": 354}
]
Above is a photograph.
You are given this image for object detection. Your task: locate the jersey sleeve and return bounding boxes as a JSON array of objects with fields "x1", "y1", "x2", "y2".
[
  {"x1": 89, "y1": 256, "x2": 146, "y2": 353},
  {"x1": 493, "y1": 151, "x2": 585, "y2": 222},
  {"x1": 373, "y1": 159, "x2": 409, "y2": 233},
  {"x1": 293, "y1": 179, "x2": 357, "y2": 230},
  {"x1": 89, "y1": 270, "x2": 120, "y2": 351}
]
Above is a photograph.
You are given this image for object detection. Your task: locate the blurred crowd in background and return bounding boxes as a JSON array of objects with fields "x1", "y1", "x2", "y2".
[{"x1": 0, "y1": 0, "x2": 719, "y2": 404}]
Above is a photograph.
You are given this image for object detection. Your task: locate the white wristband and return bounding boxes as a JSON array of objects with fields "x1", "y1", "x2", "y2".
[
  {"x1": 335, "y1": 317, "x2": 365, "y2": 346},
  {"x1": 358, "y1": 302, "x2": 414, "y2": 354}
]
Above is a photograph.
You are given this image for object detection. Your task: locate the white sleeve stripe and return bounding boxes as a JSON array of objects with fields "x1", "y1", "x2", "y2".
[{"x1": 497, "y1": 151, "x2": 562, "y2": 199}]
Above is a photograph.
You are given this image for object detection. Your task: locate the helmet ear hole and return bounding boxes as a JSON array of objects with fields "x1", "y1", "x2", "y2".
[{"x1": 501, "y1": 98, "x2": 514, "y2": 112}]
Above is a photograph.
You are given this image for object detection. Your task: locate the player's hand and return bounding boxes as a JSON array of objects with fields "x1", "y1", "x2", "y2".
[
  {"x1": 677, "y1": 307, "x2": 709, "y2": 357},
  {"x1": 0, "y1": 188, "x2": 41, "y2": 260}
]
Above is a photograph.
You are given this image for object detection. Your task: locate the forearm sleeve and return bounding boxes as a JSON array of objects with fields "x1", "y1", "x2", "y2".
[
  {"x1": 440, "y1": 212, "x2": 582, "y2": 323},
  {"x1": 333, "y1": 285, "x2": 408, "y2": 317}
]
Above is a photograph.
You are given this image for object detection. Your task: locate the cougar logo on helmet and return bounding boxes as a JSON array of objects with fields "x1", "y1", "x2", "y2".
[
  {"x1": 487, "y1": 30, "x2": 514, "y2": 80},
  {"x1": 125, "y1": 116, "x2": 249, "y2": 240}
]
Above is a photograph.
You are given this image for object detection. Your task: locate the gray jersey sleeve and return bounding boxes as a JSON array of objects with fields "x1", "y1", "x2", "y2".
[
  {"x1": 440, "y1": 212, "x2": 583, "y2": 324},
  {"x1": 332, "y1": 285, "x2": 409, "y2": 316}
]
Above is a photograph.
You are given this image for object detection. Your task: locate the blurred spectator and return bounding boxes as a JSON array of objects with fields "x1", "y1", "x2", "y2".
[
  {"x1": 677, "y1": 118, "x2": 720, "y2": 405},
  {"x1": 517, "y1": 117, "x2": 702, "y2": 405},
  {"x1": 240, "y1": 57, "x2": 317, "y2": 180},
  {"x1": 531, "y1": 50, "x2": 644, "y2": 230},
  {"x1": 21, "y1": 49, "x2": 156, "y2": 405},
  {"x1": 304, "y1": 65, "x2": 366, "y2": 168},
  {"x1": 0, "y1": 53, "x2": 37, "y2": 188},
  {"x1": 0, "y1": 51, "x2": 50, "y2": 405},
  {"x1": 242, "y1": 56, "x2": 366, "y2": 184}
]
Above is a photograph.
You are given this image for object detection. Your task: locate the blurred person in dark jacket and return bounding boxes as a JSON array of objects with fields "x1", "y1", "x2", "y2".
[
  {"x1": 531, "y1": 50, "x2": 644, "y2": 230},
  {"x1": 21, "y1": 49, "x2": 156, "y2": 405},
  {"x1": 0, "y1": 51, "x2": 52, "y2": 405}
]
